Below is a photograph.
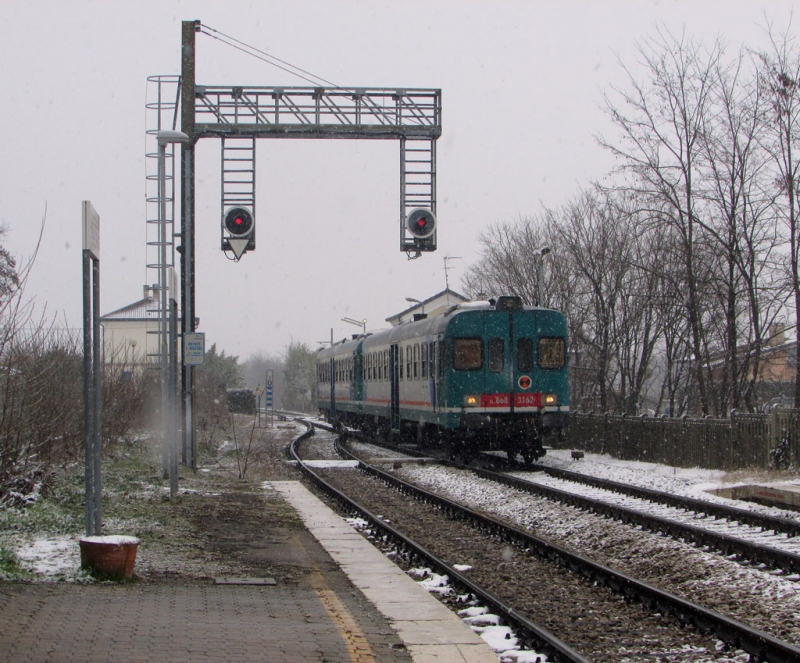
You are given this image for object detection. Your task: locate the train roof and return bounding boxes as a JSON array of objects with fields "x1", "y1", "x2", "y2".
[{"x1": 318, "y1": 296, "x2": 563, "y2": 359}]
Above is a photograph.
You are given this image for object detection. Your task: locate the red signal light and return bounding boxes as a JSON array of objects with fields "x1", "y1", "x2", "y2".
[
  {"x1": 406, "y1": 208, "x2": 436, "y2": 239},
  {"x1": 224, "y1": 207, "x2": 253, "y2": 237}
]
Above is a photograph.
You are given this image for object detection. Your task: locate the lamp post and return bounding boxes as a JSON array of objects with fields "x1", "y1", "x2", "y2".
[
  {"x1": 537, "y1": 247, "x2": 551, "y2": 307},
  {"x1": 157, "y1": 130, "x2": 189, "y2": 498},
  {"x1": 341, "y1": 317, "x2": 367, "y2": 334},
  {"x1": 405, "y1": 296, "x2": 425, "y2": 316}
]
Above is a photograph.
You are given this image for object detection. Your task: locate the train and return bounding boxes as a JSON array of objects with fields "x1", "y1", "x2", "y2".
[{"x1": 316, "y1": 295, "x2": 569, "y2": 465}]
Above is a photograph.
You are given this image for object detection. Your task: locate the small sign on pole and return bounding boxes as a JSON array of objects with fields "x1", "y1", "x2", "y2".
[{"x1": 183, "y1": 332, "x2": 205, "y2": 366}]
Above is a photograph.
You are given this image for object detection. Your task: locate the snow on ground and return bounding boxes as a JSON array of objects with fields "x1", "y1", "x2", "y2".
[{"x1": 13, "y1": 536, "x2": 82, "y2": 579}]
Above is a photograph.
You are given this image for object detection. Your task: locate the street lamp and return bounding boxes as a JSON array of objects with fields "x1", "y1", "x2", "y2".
[
  {"x1": 537, "y1": 246, "x2": 551, "y2": 307},
  {"x1": 342, "y1": 317, "x2": 367, "y2": 334},
  {"x1": 157, "y1": 130, "x2": 189, "y2": 498},
  {"x1": 405, "y1": 296, "x2": 425, "y2": 315}
]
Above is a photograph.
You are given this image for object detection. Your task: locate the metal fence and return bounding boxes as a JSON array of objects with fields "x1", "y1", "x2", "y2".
[{"x1": 561, "y1": 410, "x2": 800, "y2": 471}]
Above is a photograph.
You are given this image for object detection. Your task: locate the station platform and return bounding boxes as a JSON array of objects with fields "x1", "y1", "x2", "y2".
[
  {"x1": 0, "y1": 482, "x2": 497, "y2": 663},
  {"x1": 712, "y1": 480, "x2": 800, "y2": 511}
]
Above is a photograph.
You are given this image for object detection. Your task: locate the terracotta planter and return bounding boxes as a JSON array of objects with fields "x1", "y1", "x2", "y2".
[{"x1": 79, "y1": 536, "x2": 140, "y2": 580}]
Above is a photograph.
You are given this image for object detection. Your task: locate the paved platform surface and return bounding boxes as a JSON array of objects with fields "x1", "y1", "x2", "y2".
[{"x1": 0, "y1": 481, "x2": 497, "y2": 663}]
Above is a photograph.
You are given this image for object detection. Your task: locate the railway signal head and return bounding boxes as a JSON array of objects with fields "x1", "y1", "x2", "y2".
[
  {"x1": 222, "y1": 206, "x2": 255, "y2": 260},
  {"x1": 406, "y1": 208, "x2": 436, "y2": 239},
  {"x1": 224, "y1": 207, "x2": 253, "y2": 237}
]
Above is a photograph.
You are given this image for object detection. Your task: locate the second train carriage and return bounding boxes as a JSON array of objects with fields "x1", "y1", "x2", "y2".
[{"x1": 317, "y1": 296, "x2": 569, "y2": 464}]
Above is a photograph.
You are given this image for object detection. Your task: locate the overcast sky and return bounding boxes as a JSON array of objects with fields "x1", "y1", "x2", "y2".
[{"x1": 0, "y1": 0, "x2": 796, "y2": 360}]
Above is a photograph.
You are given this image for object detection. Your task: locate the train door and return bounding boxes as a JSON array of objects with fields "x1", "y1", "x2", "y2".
[
  {"x1": 512, "y1": 309, "x2": 538, "y2": 409},
  {"x1": 483, "y1": 311, "x2": 513, "y2": 408},
  {"x1": 389, "y1": 344, "x2": 400, "y2": 431},
  {"x1": 428, "y1": 339, "x2": 436, "y2": 413}
]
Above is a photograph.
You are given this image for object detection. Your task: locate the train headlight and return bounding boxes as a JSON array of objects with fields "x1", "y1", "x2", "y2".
[
  {"x1": 544, "y1": 393, "x2": 558, "y2": 407},
  {"x1": 464, "y1": 395, "x2": 479, "y2": 407}
]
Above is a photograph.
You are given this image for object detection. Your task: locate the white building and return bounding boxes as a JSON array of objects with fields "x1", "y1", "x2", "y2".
[
  {"x1": 100, "y1": 285, "x2": 163, "y2": 365},
  {"x1": 385, "y1": 288, "x2": 469, "y2": 327}
]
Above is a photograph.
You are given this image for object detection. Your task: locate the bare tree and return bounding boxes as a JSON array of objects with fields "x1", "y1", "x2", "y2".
[
  {"x1": 756, "y1": 21, "x2": 800, "y2": 407},
  {"x1": 599, "y1": 27, "x2": 726, "y2": 415}
]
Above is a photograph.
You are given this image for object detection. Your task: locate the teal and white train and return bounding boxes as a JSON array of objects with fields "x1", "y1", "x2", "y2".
[{"x1": 317, "y1": 296, "x2": 569, "y2": 465}]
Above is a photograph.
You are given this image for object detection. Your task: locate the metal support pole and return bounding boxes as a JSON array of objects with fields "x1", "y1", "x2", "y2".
[
  {"x1": 158, "y1": 140, "x2": 170, "y2": 481},
  {"x1": 181, "y1": 20, "x2": 198, "y2": 473},
  {"x1": 92, "y1": 259, "x2": 102, "y2": 533},
  {"x1": 169, "y1": 297, "x2": 179, "y2": 496},
  {"x1": 82, "y1": 251, "x2": 94, "y2": 536}
]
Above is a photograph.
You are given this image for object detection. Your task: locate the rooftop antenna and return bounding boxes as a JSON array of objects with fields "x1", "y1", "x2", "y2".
[{"x1": 444, "y1": 256, "x2": 461, "y2": 290}]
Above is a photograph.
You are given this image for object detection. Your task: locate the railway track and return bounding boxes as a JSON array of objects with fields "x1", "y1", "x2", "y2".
[
  {"x1": 293, "y1": 420, "x2": 800, "y2": 662},
  {"x1": 291, "y1": 420, "x2": 588, "y2": 663},
  {"x1": 350, "y1": 433, "x2": 800, "y2": 578}
]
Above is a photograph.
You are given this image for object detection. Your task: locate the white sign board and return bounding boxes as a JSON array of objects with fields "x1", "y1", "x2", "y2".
[
  {"x1": 82, "y1": 201, "x2": 100, "y2": 259},
  {"x1": 183, "y1": 332, "x2": 205, "y2": 366}
]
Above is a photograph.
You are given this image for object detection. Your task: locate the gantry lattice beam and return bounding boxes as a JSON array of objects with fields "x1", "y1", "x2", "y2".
[{"x1": 194, "y1": 86, "x2": 441, "y2": 141}]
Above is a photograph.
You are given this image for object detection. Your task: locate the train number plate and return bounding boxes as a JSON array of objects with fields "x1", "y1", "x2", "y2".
[{"x1": 514, "y1": 392, "x2": 543, "y2": 408}]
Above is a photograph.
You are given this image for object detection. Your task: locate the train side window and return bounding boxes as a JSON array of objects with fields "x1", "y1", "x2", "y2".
[
  {"x1": 369, "y1": 354, "x2": 373, "y2": 381},
  {"x1": 453, "y1": 338, "x2": 483, "y2": 370},
  {"x1": 438, "y1": 340, "x2": 447, "y2": 377},
  {"x1": 406, "y1": 346, "x2": 412, "y2": 379},
  {"x1": 517, "y1": 338, "x2": 534, "y2": 372},
  {"x1": 488, "y1": 337, "x2": 504, "y2": 372},
  {"x1": 429, "y1": 342, "x2": 436, "y2": 379},
  {"x1": 421, "y1": 343, "x2": 428, "y2": 378},
  {"x1": 538, "y1": 337, "x2": 566, "y2": 369},
  {"x1": 413, "y1": 344, "x2": 419, "y2": 379},
  {"x1": 384, "y1": 350, "x2": 389, "y2": 382}
]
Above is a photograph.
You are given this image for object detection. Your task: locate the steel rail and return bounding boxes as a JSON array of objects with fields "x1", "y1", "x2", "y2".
[
  {"x1": 469, "y1": 465, "x2": 800, "y2": 576},
  {"x1": 348, "y1": 434, "x2": 800, "y2": 575},
  {"x1": 534, "y1": 464, "x2": 800, "y2": 538},
  {"x1": 289, "y1": 422, "x2": 590, "y2": 663},
  {"x1": 338, "y1": 435, "x2": 800, "y2": 663}
]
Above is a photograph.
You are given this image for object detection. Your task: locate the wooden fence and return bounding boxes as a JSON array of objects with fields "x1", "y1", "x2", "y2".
[{"x1": 561, "y1": 409, "x2": 800, "y2": 471}]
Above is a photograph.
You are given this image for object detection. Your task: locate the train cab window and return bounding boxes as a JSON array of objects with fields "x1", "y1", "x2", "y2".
[
  {"x1": 453, "y1": 338, "x2": 483, "y2": 370},
  {"x1": 538, "y1": 337, "x2": 566, "y2": 369},
  {"x1": 488, "y1": 338, "x2": 504, "y2": 372},
  {"x1": 421, "y1": 343, "x2": 428, "y2": 378},
  {"x1": 517, "y1": 338, "x2": 534, "y2": 372}
]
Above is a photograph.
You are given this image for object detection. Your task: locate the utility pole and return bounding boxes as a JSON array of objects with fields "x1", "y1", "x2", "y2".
[{"x1": 180, "y1": 20, "x2": 199, "y2": 472}]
